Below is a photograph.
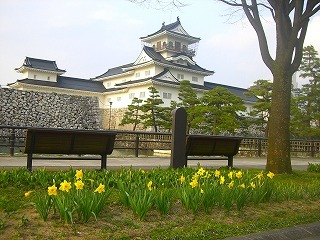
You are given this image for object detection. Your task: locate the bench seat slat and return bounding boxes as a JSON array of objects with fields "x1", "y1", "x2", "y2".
[
  {"x1": 23, "y1": 128, "x2": 117, "y2": 171},
  {"x1": 186, "y1": 135, "x2": 242, "y2": 167},
  {"x1": 32, "y1": 157, "x2": 103, "y2": 160}
]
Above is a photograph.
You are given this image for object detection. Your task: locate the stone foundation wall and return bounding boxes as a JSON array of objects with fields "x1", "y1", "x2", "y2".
[
  {"x1": 0, "y1": 88, "x2": 102, "y2": 129},
  {"x1": 100, "y1": 108, "x2": 143, "y2": 131},
  {"x1": 100, "y1": 108, "x2": 119, "y2": 130}
]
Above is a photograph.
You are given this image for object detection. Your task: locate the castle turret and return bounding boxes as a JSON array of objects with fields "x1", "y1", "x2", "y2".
[
  {"x1": 140, "y1": 17, "x2": 200, "y2": 58},
  {"x1": 15, "y1": 57, "x2": 66, "y2": 82}
]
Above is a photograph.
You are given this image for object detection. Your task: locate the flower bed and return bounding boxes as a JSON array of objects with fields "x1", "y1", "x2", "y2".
[{"x1": 19, "y1": 167, "x2": 292, "y2": 223}]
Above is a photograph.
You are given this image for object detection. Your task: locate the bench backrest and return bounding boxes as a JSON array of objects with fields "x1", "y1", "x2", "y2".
[
  {"x1": 186, "y1": 135, "x2": 242, "y2": 156},
  {"x1": 24, "y1": 128, "x2": 117, "y2": 155}
]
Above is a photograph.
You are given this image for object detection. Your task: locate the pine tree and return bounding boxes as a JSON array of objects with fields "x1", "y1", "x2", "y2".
[
  {"x1": 119, "y1": 97, "x2": 143, "y2": 131},
  {"x1": 245, "y1": 79, "x2": 273, "y2": 137},
  {"x1": 177, "y1": 80, "x2": 201, "y2": 133},
  {"x1": 291, "y1": 45, "x2": 320, "y2": 138},
  {"x1": 140, "y1": 86, "x2": 164, "y2": 132},
  {"x1": 199, "y1": 87, "x2": 246, "y2": 135}
]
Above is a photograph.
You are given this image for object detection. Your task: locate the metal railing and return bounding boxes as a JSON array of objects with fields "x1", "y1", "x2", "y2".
[{"x1": 0, "y1": 125, "x2": 319, "y2": 158}]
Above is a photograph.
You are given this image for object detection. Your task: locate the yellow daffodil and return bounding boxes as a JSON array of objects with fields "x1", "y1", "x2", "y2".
[
  {"x1": 250, "y1": 182, "x2": 256, "y2": 189},
  {"x1": 74, "y1": 180, "x2": 84, "y2": 190},
  {"x1": 235, "y1": 171, "x2": 243, "y2": 179},
  {"x1": 228, "y1": 171, "x2": 233, "y2": 179},
  {"x1": 192, "y1": 173, "x2": 199, "y2": 181},
  {"x1": 94, "y1": 183, "x2": 105, "y2": 193},
  {"x1": 205, "y1": 172, "x2": 212, "y2": 178},
  {"x1": 200, "y1": 188, "x2": 204, "y2": 194},
  {"x1": 239, "y1": 183, "x2": 245, "y2": 188},
  {"x1": 257, "y1": 172, "x2": 264, "y2": 179},
  {"x1": 48, "y1": 184, "x2": 57, "y2": 196},
  {"x1": 228, "y1": 181, "x2": 234, "y2": 188},
  {"x1": 147, "y1": 181, "x2": 153, "y2": 191},
  {"x1": 24, "y1": 191, "x2": 32, "y2": 197},
  {"x1": 267, "y1": 171, "x2": 275, "y2": 179},
  {"x1": 214, "y1": 170, "x2": 221, "y2": 178},
  {"x1": 220, "y1": 176, "x2": 225, "y2": 185},
  {"x1": 179, "y1": 175, "x2": 186, "y2": 184},
  {"x1": 197, "y1": 167, "x2": 206, "y2": 176},
  {"x1": 189, "y1": 179, "x2": 198, "y2": 188},
  {"x1": 75, "y1": 169, "x2": 83, "y2": 180},
  {"x1": 59, "y1": 180, "x2": 72, "y2": 192}
]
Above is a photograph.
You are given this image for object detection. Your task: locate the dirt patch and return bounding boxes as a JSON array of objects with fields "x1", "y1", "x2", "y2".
[{"x1": 1, "y1": 199, "x2": 320, "y2": 239}]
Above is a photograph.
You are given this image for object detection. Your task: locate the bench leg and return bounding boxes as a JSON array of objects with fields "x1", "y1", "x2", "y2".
[
  {"x1": 228, "y1": 156, "x2": 233, "y2": 168},
  {"x1": 101, "y1": 154, "x2": 107, "y2": 170},
  {"x1": 27, "y1": 153, "x2": 33, "y2": 172}
]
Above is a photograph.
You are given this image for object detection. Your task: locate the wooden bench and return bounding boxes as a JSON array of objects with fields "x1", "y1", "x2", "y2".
[
  {"x1": 23, "y1": 128, "x2": 117, "y2": 171},
  {"x1": 186, "y1": 135, "x2": 243, "y2": 167}
]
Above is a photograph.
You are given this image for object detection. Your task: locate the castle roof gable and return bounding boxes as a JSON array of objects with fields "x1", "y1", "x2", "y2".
[
  {"x1": 15, "y1": 57, "x2": 66, "y2": 74},
  {"x1": 140, "y1": 17, "x2": 200, "y2": 43},
  {"x1": 93, "y1": 63, "x2": 133, "y2": 80}
]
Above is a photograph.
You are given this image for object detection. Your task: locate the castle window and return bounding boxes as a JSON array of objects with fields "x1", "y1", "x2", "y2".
[
  {"x1": 129, "y1": 93, "x2": 135, "y2": 99},
  {"x1": 182, "y1": 45, "x2": 187, "y2": 52},
  {"x1": 145, "y1": 70, "x2": 150, "y2": 76},
  {"x1": 135, "y1": 72, "x2": 140, "y2": 78},
  {"x1": 163, "y1": 92, "x2": 172, "y2": 99},
  {"x1": 34, "y1": 75, "x2": 37, "y2": 79},
  {"x1": 175, "y1": 41, "x2": 181, "y2": 51},
  {"x1": 140, "y1": 92, "x2": 145, "y2": 99},
  {"x1": 168, "y1": 41, "x2": 173, "y2": 49},
  {"x1": 47, "y1": 76, "x2": 50, "y2": 80},
  {"x1": 163, "y1": 42, "x2": 166, "y2": 48},
  {"x1": 192, "y1": 76, "x2": 198, "y2": 82},
  {"x1": 156, "y1": 41, "x2": 161, "y2": 50},
  {"x1": 177, "y1": 74, "x2": 184, "y2": 80},
  {"x1": 117, "y1": 97, "x2": 121, "y2": 101}
]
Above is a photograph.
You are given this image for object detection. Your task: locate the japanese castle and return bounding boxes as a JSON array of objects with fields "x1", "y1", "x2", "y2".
[{"x1": 8, "y1": 17, "x2": 256, "y2": 129}]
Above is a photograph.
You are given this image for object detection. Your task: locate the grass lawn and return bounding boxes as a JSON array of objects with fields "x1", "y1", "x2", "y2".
[{"x1": 0, "y1": 166, "x2": 320, "y2": 239}]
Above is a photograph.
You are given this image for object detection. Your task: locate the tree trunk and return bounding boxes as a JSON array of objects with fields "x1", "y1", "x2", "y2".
[{"x1": 266, "y1": 65, "x2": 292, "y2": 173}]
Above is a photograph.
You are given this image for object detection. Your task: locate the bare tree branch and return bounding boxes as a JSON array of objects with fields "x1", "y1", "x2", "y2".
[{"x1": 128, "y1": 0, "x2": 188, "y2": 10}]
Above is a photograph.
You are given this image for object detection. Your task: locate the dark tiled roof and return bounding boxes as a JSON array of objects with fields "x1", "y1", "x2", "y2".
[
  {"x1": 94, "y1": 46, "x2": 213, "y2": 80},
  {"x1": 153, "y1": 68, "x2": 178, "y2": 81},
  {"x1": 140, "y1": 17, "x2": 200, "y2": 42},
  {"x1": 11, "y1": 76, "x2": 107, "y2": 93},
  {"x1": 143, "y1": 46, "x2": 165, "y2": 61},
  {"x1": 204, "y1": 82, "x2": 257, "y2": 102},
  {"x1": 143, "y1": 46, "x2": 214, "y2": 75},
  {"x1": 93, "y1": 63, "x2": 133, "y2": 79},
  {"x1": 16, "y1": 57, "x2": 66, "y2": 73}
]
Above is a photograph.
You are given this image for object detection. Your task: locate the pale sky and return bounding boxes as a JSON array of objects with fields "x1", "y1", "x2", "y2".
[{"x1": 0, "y1": 0, "x2": 319, "y2": 89}]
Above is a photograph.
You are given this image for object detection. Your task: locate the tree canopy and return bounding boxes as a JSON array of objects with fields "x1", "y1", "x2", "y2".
[
  {"x1": 245, "y1": 79, "x2": 273, "y2": 137},
  {"x1": 216, "y1": 0, "x2": 320, "y2": 173},
  {"x1": 291, "y1": 45, "x2": 320, "y2": 138}
]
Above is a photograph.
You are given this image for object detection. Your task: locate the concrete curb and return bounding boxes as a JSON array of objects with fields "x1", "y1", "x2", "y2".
[{"x1": 224, "y1": 221, "x2": 320, "y2": 240}]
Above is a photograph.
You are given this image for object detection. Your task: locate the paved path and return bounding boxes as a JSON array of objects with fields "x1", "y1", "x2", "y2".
[
  {"x1": 224, "y1": 221, "x2": 320, "y2": 240},
  {"x1": 0, "y1": 155, "x2": 319, "y2": 171},
  {"x1": 1, "y1": 155, "x2": 320, "y2": 240}
]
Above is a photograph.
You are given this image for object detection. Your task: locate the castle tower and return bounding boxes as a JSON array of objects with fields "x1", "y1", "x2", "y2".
[{"x1": 140, "y1": 17, "x2": 200, "y2": 58}]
